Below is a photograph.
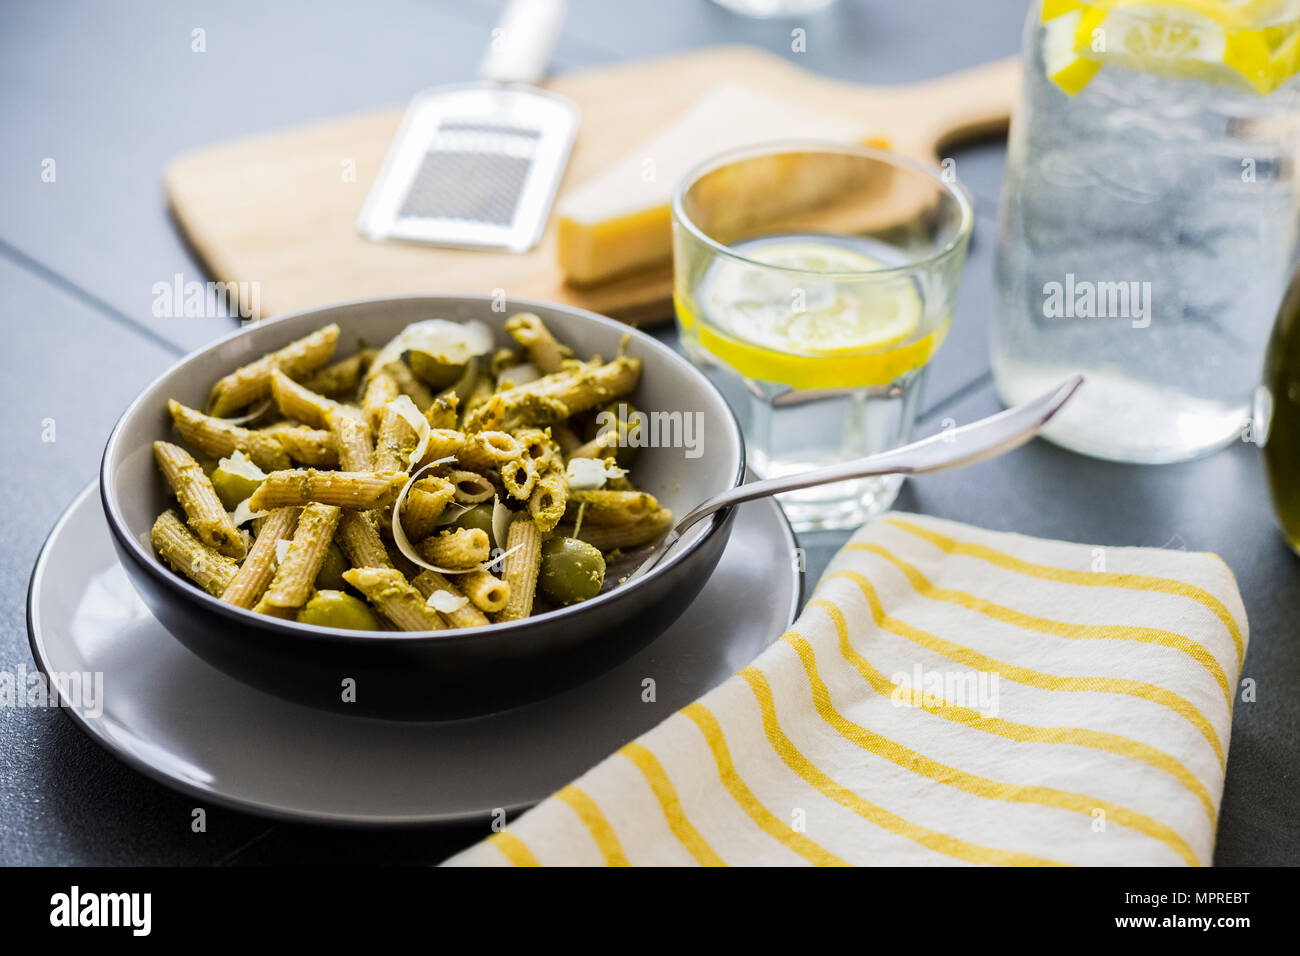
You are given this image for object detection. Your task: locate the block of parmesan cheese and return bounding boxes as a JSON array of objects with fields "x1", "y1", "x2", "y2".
[{"x1": 555, "y1": 83, "x2": 878, "y2": 286}]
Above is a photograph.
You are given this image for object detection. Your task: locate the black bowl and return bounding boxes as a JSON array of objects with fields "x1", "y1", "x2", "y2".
[{"x1": 101, "y1": 295, "x2": 744, "y2": 719}]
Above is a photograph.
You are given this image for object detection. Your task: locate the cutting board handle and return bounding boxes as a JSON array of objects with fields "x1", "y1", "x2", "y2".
[{"x1": 895, "y1": 56, "x2": 1022, "y2": 158}]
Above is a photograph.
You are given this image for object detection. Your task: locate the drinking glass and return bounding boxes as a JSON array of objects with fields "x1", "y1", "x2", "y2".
[{"x1": 671, "y1": 141, "x2": 973, "y2": 531}]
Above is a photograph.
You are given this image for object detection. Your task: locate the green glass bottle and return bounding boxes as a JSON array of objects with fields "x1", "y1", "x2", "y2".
[{"x1": 1261, "y1": 267, "x2": 1300, "y2": 555}]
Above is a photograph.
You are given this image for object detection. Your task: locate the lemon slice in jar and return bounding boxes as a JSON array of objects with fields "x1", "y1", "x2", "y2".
[
  {"x1": 1042, "y1": 0, "x2": 1300, "y2": 96},
  {"x1": 680, "y1": 241, "x2": 943, "y2": 391}
]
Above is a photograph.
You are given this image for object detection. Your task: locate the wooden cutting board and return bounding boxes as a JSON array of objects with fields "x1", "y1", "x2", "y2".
[{"x1": 165, "y1": 45, "x2": 1019, "y2": 324}]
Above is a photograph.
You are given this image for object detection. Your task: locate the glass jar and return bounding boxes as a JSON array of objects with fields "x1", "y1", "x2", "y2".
[{"x1": 993, "y1": 0, "x2": 1300, "y2": 463}]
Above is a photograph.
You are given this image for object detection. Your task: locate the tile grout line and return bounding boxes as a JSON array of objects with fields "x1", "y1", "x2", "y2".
[{"x1": 0, "y1": 238, "x2": 186, "y2": 358}]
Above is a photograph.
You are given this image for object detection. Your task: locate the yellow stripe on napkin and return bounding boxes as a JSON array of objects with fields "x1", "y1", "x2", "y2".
[{"x1": 446, "y1": 513, "x2": 1247, "y2": 867}]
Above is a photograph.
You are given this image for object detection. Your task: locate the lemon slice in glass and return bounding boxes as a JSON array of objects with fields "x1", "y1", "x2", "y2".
[{"x1": 683, "y1": 240, "x2": 943, "y2": 390}]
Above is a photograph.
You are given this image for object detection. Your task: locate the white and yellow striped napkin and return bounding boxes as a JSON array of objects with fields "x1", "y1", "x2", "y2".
[{"x1": 447, "y1": 512, "x2": 1247, "y2": 867}]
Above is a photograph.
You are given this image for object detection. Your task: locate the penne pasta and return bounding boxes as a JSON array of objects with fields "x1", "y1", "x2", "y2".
[
  {"x1": 153, "y1": 440, "x2": 246, "y2": 558},
  {"x1": 565, "y1": 489, "x2": 661, "y2": 526},
  {"x1": 401, "y1": 476, "x2": 455, "y2": 541},
  {"x1": 466, "y1": 355, "x2": 640, "y2": 431},
  {"x1": 269, "y1": 367, "x2": 345, "y2": 429},
  {"x1": 362, "y1": 367, "x2": 401, "y2": 431},
  {"x1": 414, "y1": 428, "x2": 466, "y2": 468},
  {"x1": 464, "y1": 392, "x2": 504, "y2": 432},
  {"x1": 456, "y1": 430, "x2": 522, "y2": 469},
  {"x1": 555, "y1": 506, "x2": 674, "y2": 551},
  {"x1": 528, "y1": 470, "x2": 568, "y2": 533},
  {"x1": 248, "y1": 468, "x2": 408, "y2": 511},
  {"x1": 261, "y1": 422, "x2": 339, "y2": 467},
  {"x1": 513, "y1": 427, "x2": 564, "y2": 474},
  {"x1": 169, "y1": 399, "x2": 290, "y2": 471},
  {"x1": 151, "y1": 510, "x2": 239, "y2": 596},
  {"x1": 221, "y1": 507, "x2": 300, "y2": 608},
  {"x1": 411, "y1": 570, "x2": 490, "y2": 629},
  {"x1": 336, "y1": 509, "x2": 394, "y2": 570},
  {"x1": 497, "y1": 517, "x2": 542, "y2": 621},
  {"x1": 261, "y1": 503, "x2": 341, "y2": 608},
  {"x1": 458, "y1": 569, "x2": 510, "y2": 614},
  {"x1": 207, "y1": 324, "x2": 339, "y2": 417},
  {"x1": 343, "y1": 567, "x2": 445, "y2": 631},
  {"x1": 445, "y1": 469, "x2": 496, "y2": 504},
  {"x1": 505, "y1": 312, "x2": 570, "y2": 375},
  {"x1": 419, "y1": 527, "x2": 490, "y2": 569},
  {"x1": 500, "y1": 456, "x2": 538, "y2": 501},
  {"x1": 329, "y1": 413, "x2": 373, "y2": 472},
  {"x1": 373, "y1": 401, "x2": 420, "y2": 474}
]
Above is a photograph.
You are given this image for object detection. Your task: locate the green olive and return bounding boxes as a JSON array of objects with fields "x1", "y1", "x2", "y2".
[
  {"x1": 453, "y1": 503, "x2": 497, "y2": 546},
  {"x1": 296, "y1": 590, "x2": 380, "y2": 630},
  {"x1": 407, "y1": 350, "x2": 466, "y2": 391},
  {"x1": 210, "y1": 466, "x2": 263, "y2": 510},
  {"x1": 539, "y1": 537, "x2": 606, "y2": 605},
  {"x1": 314, "y1": 543, "x2": 349, "y2": 591}
]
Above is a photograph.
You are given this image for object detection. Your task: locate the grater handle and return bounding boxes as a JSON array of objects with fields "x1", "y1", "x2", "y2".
[{"x1": 479, "y1": 0, "x2": 567, "y2": 86}]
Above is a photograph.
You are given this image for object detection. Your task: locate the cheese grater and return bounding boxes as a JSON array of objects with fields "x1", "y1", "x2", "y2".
[{"x1": 357, "y1": 0, "x2": 578, "y2": 253}]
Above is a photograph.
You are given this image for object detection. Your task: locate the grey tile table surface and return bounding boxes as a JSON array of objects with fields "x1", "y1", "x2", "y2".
[{"x1": 0, "y1": 0, "x2": 1293, "y2": 865}]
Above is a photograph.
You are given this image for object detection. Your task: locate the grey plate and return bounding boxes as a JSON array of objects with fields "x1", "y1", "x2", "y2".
[{"x1": 28, "y1": 482, "x2": 801, "y2": 826}]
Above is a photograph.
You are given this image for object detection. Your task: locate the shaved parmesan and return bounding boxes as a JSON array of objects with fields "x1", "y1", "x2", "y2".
[
  {"x1": 426, "y1": 590, "x2": 469, "y2": 614},
  {"x1": 565, "y1": 457, "x2": 626, "y2": 490},
  {"x1": 274, "y1": 538, "x2": 292, "y2": 565},
  {"x1": 217, "y1": 450, "x2": 268, "y2": 482},
  {"x1": 386, "y1": 394, "x2": 431, "y2": 468},
  {"x1": 491, "y1": 496, "x2": 511, "y2": 550},
  {"x1": 229, "y1": 497, "x2": 269, "y2": 527},
  {"x1": 218, "y1": 398, "x2": 272, "y2": 426},
  {"x1": 368, "y1": 319, "x2": 493, "y2": 384}
]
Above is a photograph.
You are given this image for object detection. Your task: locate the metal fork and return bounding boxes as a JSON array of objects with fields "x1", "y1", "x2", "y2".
[{"x1": 627, "y1": 375, "x2": 1083, "y2": 582}]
